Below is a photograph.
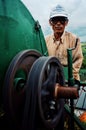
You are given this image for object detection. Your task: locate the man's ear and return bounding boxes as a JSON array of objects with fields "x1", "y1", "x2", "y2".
[
  {"x1": 49, "y1": 19, "x2": 52, "y2": 26},
  {"x1": 65, "y1": 20, "x2": 68, "y2": 26}
]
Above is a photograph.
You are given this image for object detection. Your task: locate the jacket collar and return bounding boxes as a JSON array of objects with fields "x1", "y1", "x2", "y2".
[{"x1": 53, "y1": 31, "x2": 66, "y2": 43}]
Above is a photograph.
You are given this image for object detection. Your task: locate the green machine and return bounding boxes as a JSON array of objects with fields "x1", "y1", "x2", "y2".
[
  {"x1": 0, "y1": 0, "x2": 48, "y2": 105},
  {"x1": 0, "y1": 1, "x2": 66, "y2": 129},
  {"x1": 0, "y1": 1, "x2": 85, "y2": 130}
]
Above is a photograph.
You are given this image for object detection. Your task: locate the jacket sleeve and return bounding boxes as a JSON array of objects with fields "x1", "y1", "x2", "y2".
[{"x1": 72, "y1": 38, "x2": 83, "y2": 80}]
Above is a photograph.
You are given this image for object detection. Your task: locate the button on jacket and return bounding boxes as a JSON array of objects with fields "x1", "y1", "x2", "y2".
[{"x1": 45, "y1": 31, "x2": 83, "y2": 80}]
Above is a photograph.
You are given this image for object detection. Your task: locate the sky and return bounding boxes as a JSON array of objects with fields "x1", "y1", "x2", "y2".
[{"x1": 21, "y1": 0, "x2": 86, "y2": 42}]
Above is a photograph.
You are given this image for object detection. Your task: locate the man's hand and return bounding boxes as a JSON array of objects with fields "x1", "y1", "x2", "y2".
[{"x1": 74, "y1": 79, "x2": 80, "y2": 90}]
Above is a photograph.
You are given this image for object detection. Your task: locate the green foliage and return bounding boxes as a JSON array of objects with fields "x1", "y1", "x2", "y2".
[
  {"x1": 82, "y1": 58, "x2": 86, "y2": 68},
  {"x1": 80, "y1": 42, "x2": 86, "y2": 81},
  {"x1": 81, "y1": 42, "x2": 86, "y2": 69}
]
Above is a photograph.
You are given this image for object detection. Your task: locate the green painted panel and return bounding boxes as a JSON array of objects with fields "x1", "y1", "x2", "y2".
[{"x1": 0, "y1": 0, "x2": 48, "y2": 104}]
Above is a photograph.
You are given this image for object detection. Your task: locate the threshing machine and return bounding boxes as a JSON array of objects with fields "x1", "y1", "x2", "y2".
[{"x1": 0, "y1": 0, "x2": 86, "y2": 130}]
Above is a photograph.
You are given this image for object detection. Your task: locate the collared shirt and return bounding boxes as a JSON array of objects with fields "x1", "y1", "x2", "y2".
[{"x1": 45, "y1": 31, "x2": 83, "y2": 80}]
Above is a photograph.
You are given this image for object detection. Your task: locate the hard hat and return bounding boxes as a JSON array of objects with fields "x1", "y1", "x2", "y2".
[{"x1": 49, "y1": 5, "x2": 68, "y2": 19}]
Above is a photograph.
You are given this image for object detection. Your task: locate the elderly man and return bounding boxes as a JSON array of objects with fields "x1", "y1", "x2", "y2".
[{"x1": 45, "y1": 4, "x2": 83, "y2": 81}]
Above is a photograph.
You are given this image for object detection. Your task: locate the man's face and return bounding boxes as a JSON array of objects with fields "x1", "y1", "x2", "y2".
[{"x1": 49, "y1": 16, "x2": 68, "y2": 33}]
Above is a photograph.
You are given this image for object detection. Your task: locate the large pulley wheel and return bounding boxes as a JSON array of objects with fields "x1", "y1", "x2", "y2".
[
  {"x1": 3, "y1": 49, "x2": 41, "y2": 126},
  {"x1": 26, "y1": 56, "x2": 65, "y2": 129}
]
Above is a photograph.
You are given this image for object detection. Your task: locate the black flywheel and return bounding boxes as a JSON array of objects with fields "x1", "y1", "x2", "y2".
[
  {"x1": 3, "y1": 49, "x2": 42, "y2": 127},
  {"x1": 24, "y1": 56, "x2": 65, "y2": 129}
]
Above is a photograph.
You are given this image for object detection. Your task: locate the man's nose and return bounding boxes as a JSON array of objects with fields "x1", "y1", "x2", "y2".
[
  {"x1": 54, "y1": 21, "x2": 61, "y2": 26},
  {"x1": 56, "y1": 21, "x2": 61, "y2": 24}
]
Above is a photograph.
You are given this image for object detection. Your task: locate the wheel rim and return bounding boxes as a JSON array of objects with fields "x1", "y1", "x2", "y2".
[
  {"x1": 3, "y1": 49, "x2": 41, "y2": 126},
  {"x1": 25, "y1": 56, "x2": 65, "y2": 129}
]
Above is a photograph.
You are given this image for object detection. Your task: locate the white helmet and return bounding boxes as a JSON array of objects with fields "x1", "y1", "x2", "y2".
[{"x1": 49, "y1": 5, "x2": 68, "y2": 19}]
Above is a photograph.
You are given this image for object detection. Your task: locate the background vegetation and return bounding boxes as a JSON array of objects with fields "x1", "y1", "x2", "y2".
[
  {"x1": 80, "y1": 42, "x2": 86, "y2": 81},
  {"x1": 81, "y1": 42, "x2": 86, "y2": 68}
]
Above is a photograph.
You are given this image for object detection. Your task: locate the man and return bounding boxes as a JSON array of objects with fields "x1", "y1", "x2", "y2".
[{"x1": 45, "y1": 4, "x2": 83, "y2": 81}]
